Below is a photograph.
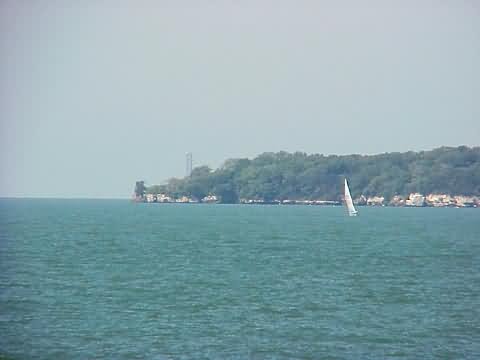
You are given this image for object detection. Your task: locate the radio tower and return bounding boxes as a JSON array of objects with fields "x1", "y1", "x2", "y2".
[{"x1": 186, "y1": 152, "x2": 193, "y2": 177}]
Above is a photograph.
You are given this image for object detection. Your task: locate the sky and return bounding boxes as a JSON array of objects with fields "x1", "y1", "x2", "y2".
[{"x1": 0, "y1": 0, "x2": 479, "y2": 198}]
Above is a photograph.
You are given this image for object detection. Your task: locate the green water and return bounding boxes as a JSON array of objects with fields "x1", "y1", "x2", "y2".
[{"x1": 0, "y1": 199, "x2": 479, "y2": 359}]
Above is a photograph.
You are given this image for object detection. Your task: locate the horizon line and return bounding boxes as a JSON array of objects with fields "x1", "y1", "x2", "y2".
[{"x1": 0, "y1": 196, "x2": 129, "y2": 200}]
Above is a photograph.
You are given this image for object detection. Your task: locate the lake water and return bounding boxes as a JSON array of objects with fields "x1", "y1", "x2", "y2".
[{"x1": 0, "y1": 199, "x2": 479, "y2": 359}]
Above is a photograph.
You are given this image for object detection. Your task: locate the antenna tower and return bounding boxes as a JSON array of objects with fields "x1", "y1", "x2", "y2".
[{"x1": 186, "y1": 152, "x2": 193, "y2": 177}]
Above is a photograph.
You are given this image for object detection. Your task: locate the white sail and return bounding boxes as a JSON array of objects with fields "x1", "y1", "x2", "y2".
[{"x1": 344, "y1": 179, "x2": 358, "y2": 216}]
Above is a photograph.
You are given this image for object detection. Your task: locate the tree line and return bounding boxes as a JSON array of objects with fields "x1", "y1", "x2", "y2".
[{"x1": 144, "y1": 146, "x2": 480, "y2": 203}]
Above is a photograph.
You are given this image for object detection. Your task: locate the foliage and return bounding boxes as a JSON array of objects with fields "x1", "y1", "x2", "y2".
[
  {"x1": 146, "y1": 146, "x2": 480, "y2": 203},
  {"x1": 145, "y1": 184, "x2": 167, "y2": 194},
  {"x1": 134, "y1": 181, "x2": 146, "y2": 198}
]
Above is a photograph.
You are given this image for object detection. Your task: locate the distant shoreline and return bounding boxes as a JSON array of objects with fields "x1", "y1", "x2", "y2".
[
  {"x1": 1, "y1": 197, "x2": 476, "y2": 208},
  {"x1": 133, "y1": 199, "x2": 478, "y2": 208},
  {"x1": 136, "y1": 146, "x2": 480, "y2": 209}
]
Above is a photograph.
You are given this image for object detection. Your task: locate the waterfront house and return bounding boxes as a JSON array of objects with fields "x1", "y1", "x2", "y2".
[{"x1": 406, "y1": 193, "x2": 425, "y2": 207}]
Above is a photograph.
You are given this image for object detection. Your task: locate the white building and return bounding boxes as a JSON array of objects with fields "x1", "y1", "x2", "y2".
[
  {"x1": 157, "y1": 194, "x2": 172, "y2": 203},
  {"x1": 202, "y1": 194, "x2": 218, "y2": 203},
  {"x1": 367, "y1": 196, "x2": 384, "y2": 206},
  {"x1": 405, "y1": 193, "x2": 425, "y2": 207}
]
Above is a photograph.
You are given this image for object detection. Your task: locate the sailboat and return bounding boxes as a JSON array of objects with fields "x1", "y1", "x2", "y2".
[{"x1": 344, "y1": 178, "x2": 358, "y2": 216}]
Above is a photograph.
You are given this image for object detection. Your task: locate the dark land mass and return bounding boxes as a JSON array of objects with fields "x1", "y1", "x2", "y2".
[{"x1": 138, "y1": 146, "x2": 480, "y2": 204}]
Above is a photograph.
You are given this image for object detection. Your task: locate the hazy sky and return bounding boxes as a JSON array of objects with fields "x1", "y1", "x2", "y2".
[{"x1": 1, "y1": 0, "x2": 479, "y2": 198}]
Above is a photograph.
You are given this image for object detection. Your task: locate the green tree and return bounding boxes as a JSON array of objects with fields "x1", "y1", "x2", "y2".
[
  {"x1": 145, "y1": 146, "x2": 480, "y2": 202},
  {"x1": 134, "y1": 181, "x2": 146, "y2": 198}
]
